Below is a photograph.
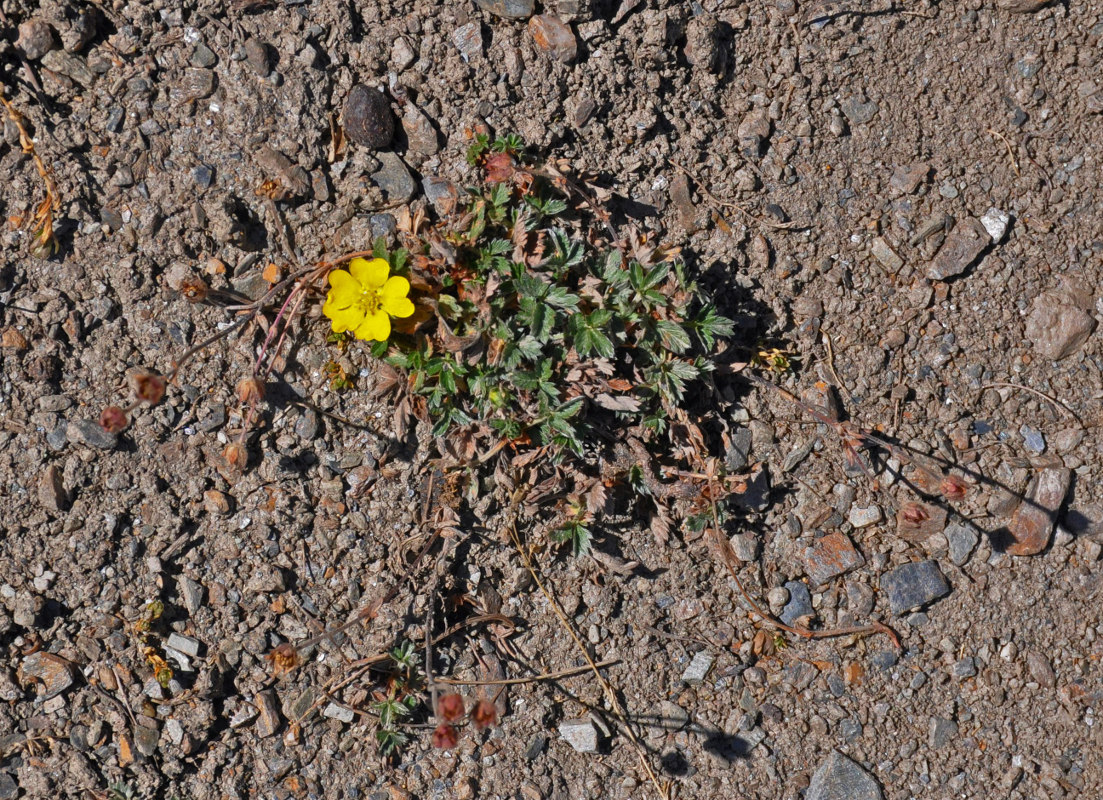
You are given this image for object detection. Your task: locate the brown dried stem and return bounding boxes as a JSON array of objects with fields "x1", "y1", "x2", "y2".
[{"x1": 0, "y1": 95, "x2": 60, "y2": 256}]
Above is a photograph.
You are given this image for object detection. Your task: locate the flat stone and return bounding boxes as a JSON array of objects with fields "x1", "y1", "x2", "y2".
[
  {"x1": 178, "y1": 68, "x2": 215, "y2": 99},
  {"x1": 724, "y1": 426, "x2": 753, "y2": 471},
  {"x1": 191, "y1": 43, "x2": 217, "y2": 68},
  {"x1": 40, "y1": 49, "x2": 95, "y2": 86},
  {"x1": 423, "y1": 176, "x2": 462, "y2": 216},
  {"x1": 529, "y1": 15, "x2": 577, "y2": 63},
  {"x1": 559, "y1": 718, "x2": 599, "y2": 753},
  {"x1": 806, "y1": 750, "x2": 882, "y2": 800},
  {"x1": 323, "y1": 703, "x2": 356, "y2": 723},
  {"x1": 1024, "y1": 295, "x2": 1096, "y2": 360},
  {"x1": 780, "y1": 580, "x2": 813, "y2": 626},
  {"x1": 19, "y1": 652, "x2": 74, "y2": 699},
  {"x1": 474, "y1": 0, "x2": 535, "y2": 18},
  {"x1": 729, "y1": 533, "x2": 759, "y2": 562},
  {"x1": 1020, "y1": 424, "x2": 1046, "y2": 454},
  {"x1": 802, "y1": 531, "x2": 865, "y2": 586},
  {"x1": 848, "y1": 504, "x2": 883, "y2": 528},
  {"x1": 452, "y1": 22, "x2": 484, "y2": 62},
  {"x1": 401, "y1": 105, "x2": 441, "y2": 155},
  {"x1": 895, "y1": 500, "x2": 947, "y2": 543},
  {"x1": 951, "y1": 657, "x2": 976, "y2": 679},
  {"x1": 680, "y1": 651, "x2": 714, "y2": 684},
  {"x1": 343, "y1": 85, "x2": 394, "y2": 149},
  {"x1": 38, "y1": 464, "x2": 69, "y2": 514},
  {"x1": 684, "y1": 14, "x2": 723, "y2": 72},
  {"x1": 929, "y1": 717, "x2": 958, "y2": 748},
  {"x1": 166, "y1": 633, "x2": 201, "y2": 658},
  {"x1": 841, "y1": 95, "x2": 879, "y2": 125},
  {"x1": 391, "y1": 37, "x2": 417, "y2": 70},
  {"x1": 133, "y1": 724, "x2": 159, "y2": 757},
  {"x1": 870, "y1": 237, "x2": 903, "y2": 272},
  {"x1": 1025, "y1": 651, "x2": 1056, "y2": 687},
  {"x1": 244, "y1": 38, "x2": 271, "y2": 75},
  {"x1": 980, "y1": 207, "x2": 1010, "y2": 242},
  {"x1": 945, "y1": 523, "x2": 979, "y2": 566},
  {"x1": 1007, "y1": 466, "x2": 1071, "y2": 555},
  {"x1": 255, "y1": 690, "x2": 282, "y2": 737},
  {"x1": 927, "y1": 217, "x2": 991, "y2": 280},
  {"x1": 881, "y1": 561, "x2": 950, "y2": 615},
  {"x1": 890, "y1": 162, "x2": 929, "y2": 194},
  {"x1": 165, "y1": 718, "x2": 185, "y2": 746},
  {"x1": 179, "y1": 576, "x2": 205, "y2": 616},
  {"x1": 371, "y1": 152, "x2": 416, "y2": 203},
  {"x1": 69, "y1": 418, "x2": 118, "y2": 449}
]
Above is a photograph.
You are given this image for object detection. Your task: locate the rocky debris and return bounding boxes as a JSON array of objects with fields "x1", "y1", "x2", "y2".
[
  {"x1": 529, "y1": 15, "x2": 577, "y2": 63},
  {"x1": 684, "y1": 14, "x2": 723, "y2": 72},
  {"x1": 669, "y1": 173, "x2": 698, "y2": 232},
  {"x1": 1020, "y1": 425, "x2": 1046, "y2": 454},
  {"x1": 895, "y1": 501, "x2": 947, "y2": 543},
  {"x1": 780, "y1": 581, "x2": 813, "y2": 626},
  {"x1": 929, "y1": 717, "x2": 958, "y2": 748},
  {"x1": 559, "y1": 718, "x2": 599, "y2": 753},
  {"x1": 323, "y1": 703, "x2": 356, "y2": 723},
  {"x1": 40, "y1": 49, "x2": 95, "y2": 87},
  {"x1": 1024, "y1": 295, "x2": 1096, "y2": 360},
  {"x1": 802, "y1": 531, "x2": 865, "y2": 586},
  {"x1": 841, "y1": 95, "x2": 879, "y2": 126},
  {"x1": 980, "y1": 207, "x2": 1010, "y2": 242},
  {"x1": 1006, "y1": 466, "x2": 1070, "y2": 555},
  {"x1": 255, "y1": 690, "x2": 282, "y2": 738},
  {"x1": 475, "y1": 0, "x2": 535, "y2": 18},
  {"x1": 927, "y1": 217, "x2": 991, "y2": 280},
  {"x1": 681, "y1": 651, "x2": 714, "y2": 684},
  {"x1": 881, "y1": 561, "x2": 950, "y2": 615},
  {"x1": 19, "y1": 652, "x2": 75, "y2": 699},
  {"x1": 254, "y1": 146, "x2": 310, "y2": 199},
  {"x1": 17, "y1": 19, "x2": 55, "y2": 60},
  {"x1": 391, "y1": 37, "x2": 417, "y2": 70},
  {"x1": 738, "y1": 109, "x2": 771, "y2": 158},
  {"x1": 870, "y1": 237, "x2": 903, "y2": 272},
  {"x1": 997, "y1": 0, "x2": 1054, "y2": 11},
  {"x1": 372, "y1": 152, "x2": 417, "y2": 203},
  {"x1": 890, "y1": 162, "x2": 929, "y2": 194},
  {"x1": 244, "y1": 38, "x2": 271, "y2": 75},
  {"x1": 848, "y1": 504, "x2": 883, "y2": 528},
  {"x1": 1025, "y1": 651, "x2": 1056, "y2": 687},
  {"x1": 343, "y1": 85, "x2": 394, "y2": 149},
  {"x1": 67, "y1": 418, "x2": 117, "y2": 449},
  {"x1": 423, "y1": 176, "x2": 462, "y2": 215},
  {"x1": 61, "y1": 9, "x2": 99, "y2": 52},
  {"x1": 806, "y1": 750, "x2": 882, "y2": 800},
  {"x1": 402, "y1": 105, "x2": 441, "y2": 155},
  {"x1": 38, "y1": 464, "x2": 68, "y2": 513},
  {"x1": 729, "y1": 533, "x2": 759, "y2": 562},
  {"x1": 951, "y1": 657, "x2": 976, "y2": 679},
  {"x1": 167, "y1": 633, "x2": 201, "y2": 658},
  {"x1": 945, "y1": 523, "x2": 979, "y2": 565},
  {"x1": 452, "y1": 22, "x2": 484, "y2": 62}
]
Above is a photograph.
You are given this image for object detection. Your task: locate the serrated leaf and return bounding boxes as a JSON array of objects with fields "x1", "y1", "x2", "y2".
[{"x1": 654, "y1": 319, "x2": 691, "y2": 353}]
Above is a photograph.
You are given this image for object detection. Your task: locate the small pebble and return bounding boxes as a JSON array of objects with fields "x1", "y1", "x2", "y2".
[
  {"x1": 881, "y1": 561, "x2": 950, "y2": 615},
  {"x1": 559, "y1": 718, "x2": 599, "y2": 753},
  {"x1": 806, "y1": 750, "x2": 883, "y2": 800},
  {"x1": 848, "y1": 504, "x2": 883, "y2": 528},
  {"x1": 323, "y1": 703, "x2": 356, "y2": 723},
  {"x1": 980, "y1": 207, "x2": 1010, "y2": 242},
  {"x1": 529, "y1": 15, "x2": 577, "y2": 63},
  {"x1": 681, "y1": 651, "x2": 714, "y2": 684},
  {"x1": 17, "y1": 19, "x2": 55, "y2": 60},
  {"x1": 452, "y1": 22, "x2": 484, "y2": 62}
]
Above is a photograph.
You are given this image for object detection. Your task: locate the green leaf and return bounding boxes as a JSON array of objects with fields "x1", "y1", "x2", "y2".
[
  {"x1": 550, "y1": 522, "x2": 592, "y2": 556},
  {"x1": 654, "y1": 319, "x2": 691, "y2": 353},
  {"x1": 545, "y1": 285, "x2": 580, "y2": 311}
]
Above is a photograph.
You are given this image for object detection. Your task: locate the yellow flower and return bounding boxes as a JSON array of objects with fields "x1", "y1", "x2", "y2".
[{"x1": 323, "y1": 257, "x2": 414, "y2": 341}]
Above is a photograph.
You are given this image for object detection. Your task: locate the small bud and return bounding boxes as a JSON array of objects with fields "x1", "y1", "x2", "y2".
[
  {"x1": 266, "y1": 643, "x2": 300, "y2": 677},
  {"x1": 898, "y1": 501, "x2": 930, "y2": 527},
  {"x1": 222, "y1": 442, "x2": 248, "y2": 471},
  {"x1": 99, "y1": 405, "x2": 129, "y2": 433},
  {"x1": 939, "y1": 475, "x2": 969, "y2": 502},
  {"x1": 179, "y1": 277, "x2": 210, "y2": 303},
  {"x1": 437, "y1": 693, "x2": 465, "y2": 723},
  {"x1": 235, "y1": 376, "x2": 266, "y2": 405},
  {"x1": 431, "y1": 724, "x2": 459, "y2": 750},
  {"x1": 471, "y1": 699, "x2": 498, "y2": 731},
  {"x1": 129, "y1": 370, "x2": 166, "y2": 405}
]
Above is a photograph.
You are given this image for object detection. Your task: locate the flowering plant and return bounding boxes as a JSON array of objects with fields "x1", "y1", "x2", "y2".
[{"x1": 323, "y1": 256, "x2": 414, "y2": 341}]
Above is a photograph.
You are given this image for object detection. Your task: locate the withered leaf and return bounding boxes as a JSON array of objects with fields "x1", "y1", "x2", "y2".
[{"x1": 594, "y1": 392, "x2": 641, "y2": 412}]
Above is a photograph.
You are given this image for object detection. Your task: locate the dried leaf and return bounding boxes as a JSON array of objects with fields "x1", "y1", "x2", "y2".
[
  {"x1": 593, "y1": 392, "x2": 641, "y2": 412},
  {"x1": 262, "y1": 262, "x2": 281, "y2": 283}
]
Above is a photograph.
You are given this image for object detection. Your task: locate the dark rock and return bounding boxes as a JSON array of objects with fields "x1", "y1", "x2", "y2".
[
  {"x1": 38, "y1": 465, "x2": 69, "y2": 514},
  {"x1": 572, "y1": 95, "x2": 597, "y2": 128},
  {"x1": 881, "y1": 561, "x2": 950, "y2": 615},
  {"x1": 927, "y1": 217, "x2": 991, "y2": 281},
  {"x1": 945, "y1": 523, "x2": 979, "y2": 566},
  {"x1": 1024, "y1": 295, "x2": 1096, "y2": 360},
  {"x1": 780, "y1": 580, "x2": 813, "y2": 627},
  {"x1": 133, "y1": 724, "x2": 159, "y2": 756},
  {"x1": 41, "y1": 49, "x2": 95, "y2": 86},
  {"x1": 841, "y1": 95, "x2": 880, "y2": 125},
  {"x1": 0, "y1": 772, "x2": 16, "y2": 799},
  {"x1": 68, "y1": 419, "x2": 117, "y2": 450},
  {"x1": 105, "y1": 106, "x2": 124, "y2": 133},
  {"x1": 952, "y1": 657, "x2": 976, "y2": 678},
  {"x1": 244, "y1": 38, "x2": 271, "y2": 76},
  {"x1": 193, "y1": 165, "x2": 214, "y2": 188},
  {"x1": 529, "y1": 15, "x2": 577, "y2": 63},
  {"x1": 344, "y1": 85, "x2": 395, "y2": 149},
  {"x1": 256, "y1": 690, "x2": 282, "y2": 737},
  {"x1": 929, "y1": 717, "x2": 958, "y2": 748},
  {"x1": 738, "y1": 109, "x2": 771, "y2": 158},
  {"x1": 474, "y1": 0, "x2": 535, "y2": 18},
  {"x1": 1007, "y1": 467, "x2": 1071, "y2": 555},
  {"x1": 423, "y1": 176, "x2": 462, "y2": 215},
  {"x1": 806, "y1": 750, "x2": 882, "y2": 800},
  {"x1": 371, "y1": 152, "x2": 416, "y2": 203},
  {"x1": 802, "y1": 531, "x2": 865, "y2": 586},
  {"x1": 62, "y1": 10, "x2": 100, "y2": 52},
  {"x1": 191, "y1": 43, "x2": 218, "y2": 68},
  {"x1": 17, "y1": 19, "x2": 55, "y2": 60}
]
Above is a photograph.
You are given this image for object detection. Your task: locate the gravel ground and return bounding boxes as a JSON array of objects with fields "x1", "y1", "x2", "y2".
[{"x1": 2, "y1": 0, "x2": 1102, "y2": 798}]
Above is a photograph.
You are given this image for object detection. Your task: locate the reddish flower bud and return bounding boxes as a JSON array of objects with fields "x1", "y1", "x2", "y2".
[
  {"x1": 471, "y1": 699, "x2": 498, "y2": 731},
  {"x1": 432, "y1": 724, "x2": 459, "y2": 750},
  {"x1": 99, "y1": 405, "x2": 129, "y2": 433},
  {"x1": 265, "y1": 643, "x2": 300, "y2": 677},
  {"x1": 179, "y1": 277, "x2": 210, "y2": 303},
  {"x1": 222, "y1": 442, "x2": 248, "y2": 471},
  {"x1": 437, "y1": 693, "x2": 465, "y2": 723},
  {"x1": 130, "y1": 370, "x2": 166, "y2": 405},
  {"x1": 235, "y1": 376, "x2": 266, "y2": 405},
  {"x1": 939, "y1": 475, "x2": 969, "y2": 502},
  {"x1": 898, "y1": 501, "x2": 930, "y2": 526}
]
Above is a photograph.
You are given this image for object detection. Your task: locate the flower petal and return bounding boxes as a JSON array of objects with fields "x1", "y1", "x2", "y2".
[
  {"x1": 354, "y1": 309, "x2": 391, "y2": 341},
  {"x1": 326, "y1": 303, "x2": 364, "y2": 333},
  {"x1": 349, "y1": 257, "x2": 390, "y2": 291},
  {"x1": 382, "y1": 295, "x2": 415, "y2": 319},
  {"x1": 381, "y1": 275, "x2": 410, "y2": 301},
  {"x1": 327, "y1": 269, "x2": 362, "y2": 308}
]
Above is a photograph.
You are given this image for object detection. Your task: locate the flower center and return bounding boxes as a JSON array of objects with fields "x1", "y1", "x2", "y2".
[{"x1": 357, "y1": 288, "x2": 383, "y2": 316}]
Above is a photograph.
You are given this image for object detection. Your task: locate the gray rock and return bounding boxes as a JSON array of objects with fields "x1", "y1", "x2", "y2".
[
  {"x1": 167, "y1": 633, "x2": 201, "y2": 658},
  {"x1": 371, "y1": 152, "x2": 416, "y2": 203},
  {"x1": 191, "y1": 43, "x2": 217, "y2": 68},
  {"x1": 452, "y1": 22, "x2": 484, "y2": 62},
  {"x1": 559, "y1": 718, "x2": 599, "y2": 753},
  {"x1": 929, "y1": 717, "x2": 958, "y2": 748},
  {"x1": 41, "y1": 49, "x2": 95, "y2": 86},
  {"x1": 945, "y1": 523, "x2": 979, "y2": 566},
  {"x1": 402, "y1": 104, "x2": 441, "y2": 155},
  {"x1": 423, "y1": 177, "x2": 462, "y2": 215},
  {"x1": 780, "y1": 580, "x2": 813, "y2": 626},
  {"x1": 848, "y1": 504, "x2": 883, "y2": 528},
  {"x1": 927, "y1": 217, "x2": 991, "y2": 280},
  {"x1": 980, "y1": 207, "x2": 1010, "y2": 242},
  {"x1": 134, "y1": 724, "x2": 159, "y2": 756},
  {"x1": 391, "y1": 37, "x2": 417, "y2": 70},
  {"x1": 806, "y1": 750, "x2": 882, "y2": 800},
  {"x1": 951, "y1": 657, "x2": 976, "y2": 679},
  {"x1": 841, "y1": 95, "x2": 880, "y2": 125},
  {"x1": 244, "y1": 38, "x2": 271, "y2": 75},
  {"x1": 1020, "y1": 424, "x2": 1046, "y2": 454},
  {"x1": 1024, "y1": 295, "x2": 1096, "y2": 360},
  {"x1": 255, "y1": 690, "x2": 282, "y2": 737},
  {"x1": 17, "y1": 19, "x2": 55, "y2": 60},
  {"x1": 729, "y1": 533, "x2": 758, "y2": 562},
  {"x1": 881, "y1": 561, "x2": 950, "y2": 615},
  {"x1": 475, "y1": 0, "x2": 535, "y2": 18},
  {"x1": 165, "y1": 718, "x2": 185, "y2": 746},
  {"x1": 870, "y1": 237, "x2": 903, "y2": 272},
  {"x1": 724, "y1": 426, "x2": 753, "y2": 471},
  {"x1": 323, "y1": 703, "x2": 356, "y2": 723},
  {"x1": 0, "y1": 772, "x2": 15, "y2": 800},
  {"x1": 67, "y1": 419, "x2": 117, "y2": 450},
  {"x1": 681, "y1": 651, "x2": 714, "y2": 684},
  {"x1": 62, "y1": 9, "x2": 99, "y2": 52},
  {"x1": 343, "y1": 85, "x2": 394, "y2": 149}
]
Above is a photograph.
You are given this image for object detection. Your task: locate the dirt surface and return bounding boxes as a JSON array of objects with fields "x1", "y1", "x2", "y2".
[{"x1": 3, "y1": 0, "x2": 1103, "y2": 798}]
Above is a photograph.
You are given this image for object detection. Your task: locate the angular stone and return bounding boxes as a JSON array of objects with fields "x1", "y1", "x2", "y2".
[
  {"x1": 869, "y1": 237, "x2": 903, "y2": 272},
  {"x1": 1025, "y1": 651, "x2": 1056, "y2": 687},
  {"x1": 684, "y1": 14, "x2": 723, "y2": 72},
  {"x1": 38, "y1": 464, "x2": 69, "y2": 513},
  {"x1": 890, "y1": 162, "x2": 929, "y2": 194},
  {"x1": 945, "y1": 523, "x2": 979, "y2": 566},
  {"x1": 929, "y1": 717, "x2": 958, "y2": 749},
  {"x1": 895, "y1": 501, "x2": 947, "y2": 543},
  {"x1": 1006, "y1": 467, "x2": 1071, "y2": 555},
  {"x1": 255, "y1": 690, "x2": 282, "y2": 738},
  {"x1": 559, "y1": 718, "x2": 599, "y2": 753},
  {"x1": 133, "y1": 724, "x2": 159, "y2": 756},
  {"x1": 927, "y1": 217, "x2": 991, "y2": 280},
  {"x1": 848, "y1": 504, "x2": 883, "y2": 528},
  {"x1": 980, "y1": 207, "x2": 1010, "y2": 242},
  {"x1": 371, "y1": 152, "x2": 416, "y2": 203},
  {"x1": 452, "y1": 22, "x2": 484, "y2": 62},
  {"x1": 729, "y1": 533, "x2": 759, "y2": 562},
  {"x1": 422, "y1": 177, "x2": 462, "y2": 216},
  {"x1": 343, "y1": 85, "x2": 394, "y2": 149},
  {"x1": 681, "y1": 651, "x2": 714, "y2": 684},
  {"x1": 738, "y1": 109, "x2": 771, "y2": 158},
  {"x1": 806, "y1": 750, "x2": 882, "y2": 800},
  {"x1": 1024, "y1": 296, "x2": 1096, "y2": 361},
  {"x1": 780, "y1": 580, "x2": 813, "y2": 626},
  {"x1": 19, "y1": 652, "x2": 75, "y2": 699},
  {"x1": 67, "y1": 419, "x2": 117, "y2": 449},
  {"x1": 841, "y1": 95, "x2": 879, "y2": 125},
  {"x1": 475, "y1": 0, "x2": 535, "y2": 18},
  {"x1": 17, "y1": 19, "x2": 55, "y2": 60},
  {"x1": 244, "y1": 38, "x2": 271, "y2": 76},
  {"x1": 323, "y1": 703, "x2": 355, "y2": 723},
  {"x1": 166, "y1": 633, "x2": 201, "y2": 658},
  {"x1": 401, "y1": 105, "x2": 441, "y2": 155},
  {"x1": 803, "y1": 531, "x2": 865, "y2": 586},
  {"x1": 529, "y1": 15, "x2": 577, "y2": 63},
  {"x1": 881, "y1": 561, "x2": 950, "y2": 615}
]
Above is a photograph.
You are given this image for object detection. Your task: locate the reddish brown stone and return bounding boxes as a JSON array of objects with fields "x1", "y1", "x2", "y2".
[
  {"x1": 1007, "y1": 467, "x2": 1071, "y2": 555},
  {"x1": 802, "y1": 531, "x2": 865, "y2": 586},
  {"x1": 529, "y1": 15, "x2": 577, "y2": 63}
]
